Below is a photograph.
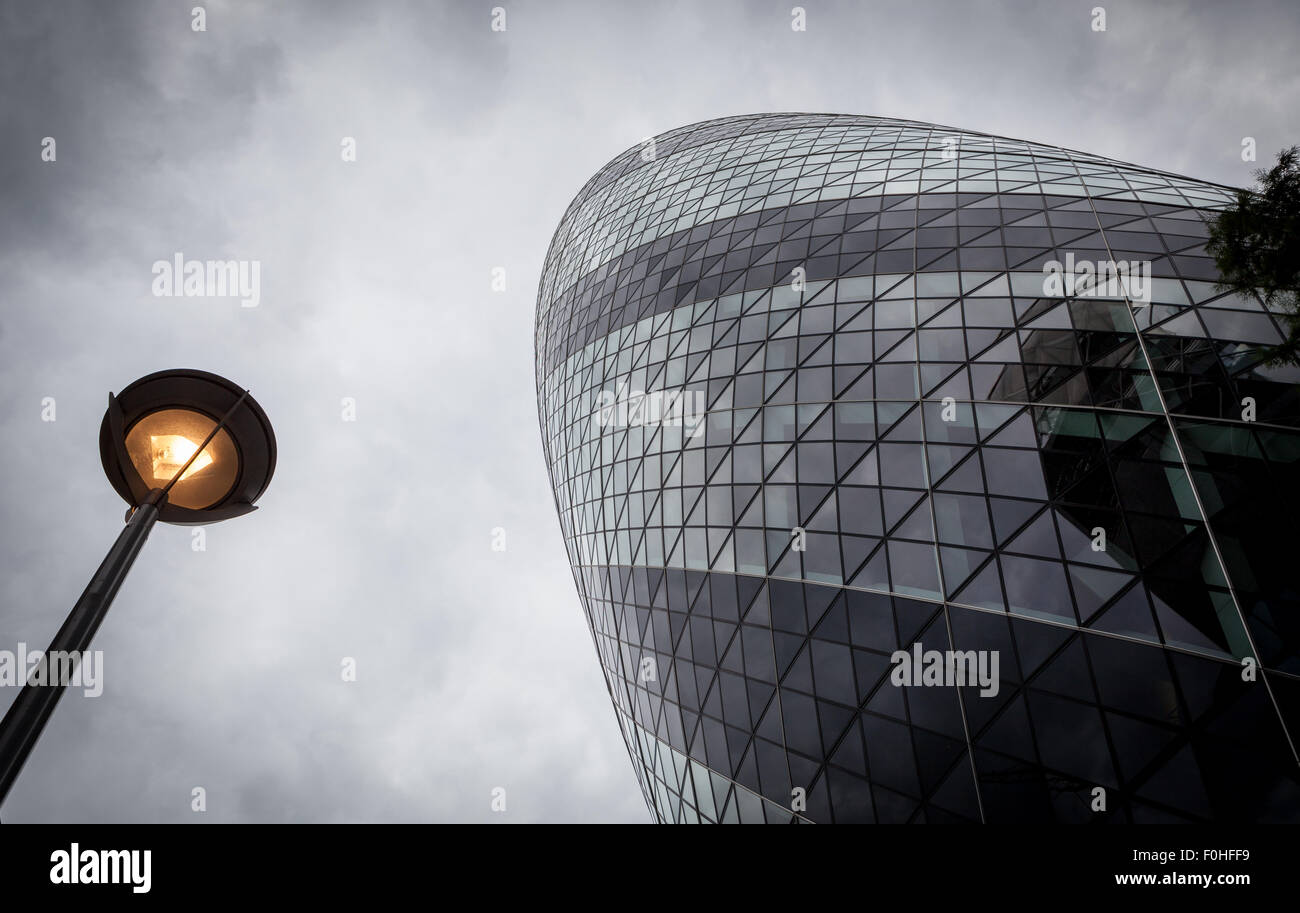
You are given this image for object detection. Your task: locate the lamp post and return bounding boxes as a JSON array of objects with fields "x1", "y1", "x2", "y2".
[{"x1": 0, "y1": 369, "x2": 276, "y2": 809}]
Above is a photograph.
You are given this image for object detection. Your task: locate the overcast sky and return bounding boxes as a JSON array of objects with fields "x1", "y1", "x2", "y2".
[{"x1": 1, "y1": 0, "x2": 1297, "y2": 823}]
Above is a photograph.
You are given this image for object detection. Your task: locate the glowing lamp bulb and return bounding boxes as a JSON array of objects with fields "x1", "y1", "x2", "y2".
[
  {"x1": 123, "y1": 407, "x2": 241, "y2": 510},
  {"x1": 150, "y1": 435, "x2": 213, "y2": 481}
]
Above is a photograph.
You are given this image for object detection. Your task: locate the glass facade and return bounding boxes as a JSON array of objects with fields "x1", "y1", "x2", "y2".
[{"x1": 535, "y1": 114, "x2": 1300, "y2": 823}]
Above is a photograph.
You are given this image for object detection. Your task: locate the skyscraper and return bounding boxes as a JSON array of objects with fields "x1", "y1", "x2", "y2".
[{"x1": 535, "y1": 114, "x2": 1300, "y2": 823}]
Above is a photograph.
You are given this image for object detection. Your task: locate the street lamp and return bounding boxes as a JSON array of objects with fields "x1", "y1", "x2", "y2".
[{"x1": 0, "y1": 368, "x2": 275, "y2": 809}]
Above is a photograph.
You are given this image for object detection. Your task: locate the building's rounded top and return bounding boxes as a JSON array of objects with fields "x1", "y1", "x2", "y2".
[{"x1": 535, "y1": 112, "x2": 1238, "y2": 377}]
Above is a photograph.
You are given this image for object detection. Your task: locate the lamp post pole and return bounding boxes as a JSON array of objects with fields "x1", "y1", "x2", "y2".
[{"x1": 0, "y1": 489, "x2": 165, "y2": 806}]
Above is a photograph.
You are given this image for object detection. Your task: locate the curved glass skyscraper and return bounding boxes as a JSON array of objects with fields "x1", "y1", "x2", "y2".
[{"x1": 535, "y1": 114, "x2": 1300, "y2": 823}]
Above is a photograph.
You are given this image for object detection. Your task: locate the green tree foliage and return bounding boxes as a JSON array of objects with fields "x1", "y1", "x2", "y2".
[{"x1": 1207, "y1": 146, "x2": 1300, "y2": 365}]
